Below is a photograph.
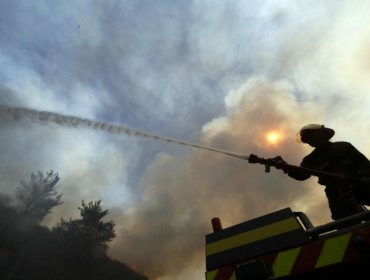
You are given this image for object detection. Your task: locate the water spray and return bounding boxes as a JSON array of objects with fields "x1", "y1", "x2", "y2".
[
  {"x1": 0, "y1": 105, "x2": 250, "y2": 161},
  {"x1": 1, "y1": 105, "x2": 355, "y2": 183}
]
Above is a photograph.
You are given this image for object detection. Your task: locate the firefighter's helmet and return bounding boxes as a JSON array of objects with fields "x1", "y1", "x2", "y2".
[{"x1": 296, "y1": 124, "x2": 335, "y2": 143}]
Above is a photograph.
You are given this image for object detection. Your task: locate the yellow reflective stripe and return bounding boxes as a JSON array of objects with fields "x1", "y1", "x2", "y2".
[
  {"x1": 206, "y1": 217, "x2": 300, "y2": 256},
  {"x1": 270, "y1": 247, "x2": 301, "y2": 278},
  {"x1": 206, "y1": 269, "x2": 218, "y2": 280},
  {"x1": 315, "y1": 233, "x2": 351, "y2": 268},
  {"x1": 206, "y1": 269, "x2": 236, "y2": 280}
]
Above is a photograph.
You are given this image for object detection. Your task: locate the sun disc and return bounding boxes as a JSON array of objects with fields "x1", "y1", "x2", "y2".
[{"x1": 266, "y1": 131, "x2": 283, "y2": 145}]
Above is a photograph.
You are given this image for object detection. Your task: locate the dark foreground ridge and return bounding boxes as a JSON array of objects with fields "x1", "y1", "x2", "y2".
[{"x1": 0, "y1": 171, "x2": 148, "y2": 280}]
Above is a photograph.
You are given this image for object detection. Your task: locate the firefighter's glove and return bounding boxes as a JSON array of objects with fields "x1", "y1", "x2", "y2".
[{"x1": 270, "y1": 156, "x2": 289, "y2": 173}]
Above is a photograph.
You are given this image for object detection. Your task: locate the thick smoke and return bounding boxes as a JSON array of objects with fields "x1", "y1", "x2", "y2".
[
  {"x1": 3, "y1": 2, "x2": 370, "y2": 279},
  {"x1": 0, "y1": 78, "x2": 331, "y2": 279},
  {"x1": 108, "y1": 78, "x2": 330, "y2": 279}
]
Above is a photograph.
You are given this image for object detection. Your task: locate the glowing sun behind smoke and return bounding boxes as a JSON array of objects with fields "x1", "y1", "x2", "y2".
[{"x1": 265, "y1": 130, "x2": 283, "y2": 145}]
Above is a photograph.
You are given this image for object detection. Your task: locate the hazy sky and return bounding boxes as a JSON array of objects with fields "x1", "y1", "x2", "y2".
[{"x1": 2, "y1": 1, "x2": 370, "y2": 279}]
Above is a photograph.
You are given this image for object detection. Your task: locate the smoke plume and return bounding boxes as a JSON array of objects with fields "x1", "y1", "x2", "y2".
[
  {"x1": 107, "y1": 78, "x2": 331, "y2": 279},
  {"x1": 0, "y1": 78, "x2": 331, "y2": 280}
]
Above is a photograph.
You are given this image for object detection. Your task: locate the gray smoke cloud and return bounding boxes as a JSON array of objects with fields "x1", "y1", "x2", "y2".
[
  {"x1": 0, "y1": 79, "x2": 331, "y2": 280},
  {"x1": 2, "y1": 1, "x2": 370, "y2": 279},
  {"x1": 108, "y1": 78, "x2": 331, "y2": 279}
]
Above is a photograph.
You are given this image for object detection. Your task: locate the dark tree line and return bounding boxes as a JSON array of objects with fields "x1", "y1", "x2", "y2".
[{"x1": 0, "y1": 171, "x2": 147, "y2": 280}]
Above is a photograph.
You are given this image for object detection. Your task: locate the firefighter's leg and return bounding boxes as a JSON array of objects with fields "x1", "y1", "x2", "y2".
[{"x1": 327, "y1": 195, "x2": 366, "y2": 220}]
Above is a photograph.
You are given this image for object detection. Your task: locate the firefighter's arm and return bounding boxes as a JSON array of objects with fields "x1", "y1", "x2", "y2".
[
  {"x1": 249, "y1": 154, "x2": 311, "y2": 180},
  {"x1": 272, "y1": 156, "x2": 311, "y2": 181},
  {"x1": 287, "y1": 169, "x2": 311, "y2": 181}
]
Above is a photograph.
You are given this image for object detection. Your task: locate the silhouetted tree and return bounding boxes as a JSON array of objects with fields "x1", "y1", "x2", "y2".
[
  {"x1": 0, "y1": 174, "x2": 147, "y2": 280},
  {"x1": 79, "y1": 200, "x2": 116, "y2": 248},
  {"x1": 15, "y1": 170, "x2": 62, "y2": 223},
  {"x1": 54, "y1": 200, "x2": 115, "y2": 265},
  {"x1": 57, "y1": 200, "x2": 115, "y2": 247}
]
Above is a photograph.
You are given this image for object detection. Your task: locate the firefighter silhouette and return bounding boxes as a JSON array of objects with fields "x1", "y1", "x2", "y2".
[{"x1": 281, "y1": 124, "x2": 370, "y2": 220}]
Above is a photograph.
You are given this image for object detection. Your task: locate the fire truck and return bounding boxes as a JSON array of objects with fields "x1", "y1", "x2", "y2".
[
  {"x1": 205, "y1": 207, "x2": 370, "y2": 280},
  {"x1": 205, "y1": 155, "x2": 370, "y2": 279}
]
